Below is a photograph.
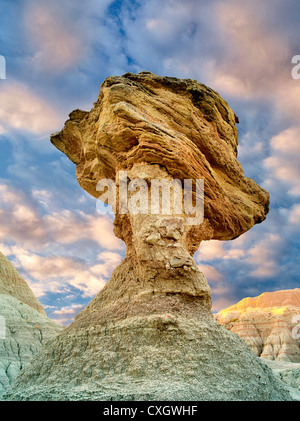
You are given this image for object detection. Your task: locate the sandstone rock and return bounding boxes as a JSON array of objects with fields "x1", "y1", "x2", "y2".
[
  {"x1": 49, "y1": 71, "x2": 269, "y2": 323},
  {"x1": 5, "y1": 72, "x2": 294, "y2": 401},
  {"x1": 0, "y1": 253, "x2": 63, "y2": 397},
  {"x1": 51, "y1": 72, "x2": 269, "y2": 245},
  {"x1": 215, "y1": 289, "x2": 300, "y2": 362}
]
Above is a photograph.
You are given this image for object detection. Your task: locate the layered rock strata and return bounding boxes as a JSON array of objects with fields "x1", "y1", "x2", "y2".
[
  {"x1": 4, "y1": 72, "x2": 294, "y2": 400},
  {"x1": 215, "y1": 289, "x2": 300, "y2": 362},
  {"x1": 0, "y1": 252, "x2": 63, "y2": 397}
]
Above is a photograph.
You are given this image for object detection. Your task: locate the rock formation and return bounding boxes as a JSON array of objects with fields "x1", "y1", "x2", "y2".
[
  {"x1": 0, "y1": 252, "x2": 63, "y2": 397},
  {"x1": 4, "y1": 72, "x2": 295, "y2": 400},
  {"x1": 265, "y1": 361, "x2": 300, "y2": 398},
  {"x1": 215, "y1": 289, "x2": 300, "y2": 363},
  {"x1": 0, "y1": 251, "x2": 45, "y2": 315}
]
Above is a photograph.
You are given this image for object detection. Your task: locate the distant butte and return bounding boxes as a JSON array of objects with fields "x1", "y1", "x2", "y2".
[{"x1": 215, "y1": 288, "x2": 300, "y2": 362}]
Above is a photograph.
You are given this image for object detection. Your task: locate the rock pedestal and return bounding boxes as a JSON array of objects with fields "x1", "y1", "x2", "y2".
[{"x1": 4, "y1": 73, "x2": 295, "y2": 400}]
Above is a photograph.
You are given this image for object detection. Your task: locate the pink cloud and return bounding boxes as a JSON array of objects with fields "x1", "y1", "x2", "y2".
[
  {"x1": 212, "y1": 0, "x2": 290, "y2": 96},
  {"x1": 24, "y1": 1, "x2": 84, "y2": 74},
  {"x1": 197, "y1": 263, "x2": 224, "y2": 283},
  {"x1": 0, "y1": 182, "x2": 124, "y2": 250},
  {"x1": 246, "y1": 234, "x2": 281, "y2": 278},
  {"x1": 264, "y1": 126, "x2": 300, "y2": 196},
  {"x1": 0, "y1": 82, "x2": 62, "y2": 134},
  {"x1": 196, "y1": 240, "x2": 225, "y2": 262},
  {"x1": 9, "y1": 245, "x2": 123, "y2": 298}
]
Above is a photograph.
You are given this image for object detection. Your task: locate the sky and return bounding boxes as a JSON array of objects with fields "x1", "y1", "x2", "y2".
[{"x1": 0, "y1": 0, "x2": 300, "y2": 325}]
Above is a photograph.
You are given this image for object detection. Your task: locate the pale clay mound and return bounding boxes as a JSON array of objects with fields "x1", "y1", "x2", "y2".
[
  {"x1": 215, "y1": 289, "x2": 300, "y2": 363},
  {"x1": 0, "y1": 252, "x2": 63, "y2": 397},
  {"x1": 4, "y1": 72, "x2": 296, "y2": 401},
  {"x1": 3, "y1": 314, "x2": 295, "y2": 401}
]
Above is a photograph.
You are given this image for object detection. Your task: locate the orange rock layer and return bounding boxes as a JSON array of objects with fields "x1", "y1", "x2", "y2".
[{"x1": 215, "y1": 289, "x2": 300, "y2": 362}]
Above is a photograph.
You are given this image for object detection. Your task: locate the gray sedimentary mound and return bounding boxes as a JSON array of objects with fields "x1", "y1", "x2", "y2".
[
  {"x1": 0, "y1": 252, "x2": 63, "y2": 397},
  {"x1": 264, "y1": 361, "x2": 300, "y2": 398},
  {"x1": 3, "y1": 314, "x2": 294, "y2": 401},
  {"x1": 215, "y1": 289, "x2": 300, "y2": 362},
  {"x1": 4, "y1": 72, "x2": 295, "y2": 400}
]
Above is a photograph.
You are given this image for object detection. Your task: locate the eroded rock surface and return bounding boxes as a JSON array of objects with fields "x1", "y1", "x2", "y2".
[
  {"x1": 215, "y1": 289, "x2": 300, "y2": 362},
  {"x1": 4, "y1": 314, "x2": 294, "y2": 401},
  {"x1": 51, "y1": 71, "x2": 269, "y2": 244},
  {"x1": 0, "y1": 253, "x2": 63, "y2": 397},
  {"x1": 50, "y1": 71, "x2": 269, "y2": 324},
  {"x1": 5, "y1": 73, "x2": 294, "y2": 401},
  {"x1": 0, "y1": 251, "x2": 45, "y2": 315},
  {"x1": 264, "y1": 361, "x2": 300, "y2": 398}
]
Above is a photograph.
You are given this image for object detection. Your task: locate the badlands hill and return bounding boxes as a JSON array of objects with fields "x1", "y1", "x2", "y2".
[
  {"x1": 0, "y1": 251, "x2": 63, "y2": 397},
  {"x1": 215, "y1": 288, "x2": 300, "y2": 362}
]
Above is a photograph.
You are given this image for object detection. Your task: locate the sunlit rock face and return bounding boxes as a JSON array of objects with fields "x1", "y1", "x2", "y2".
[
  {"x1": 5, "y1": 73, "x2": 295, "y2": 401},
  {"x1": 215, "y1": 289, "x2": 300, "y2": 362},
  {"x1": 51, "y1": 71, "x2": 269, "y2": 243},
  {"x1": 0, "y1": 252, "x2": 63, "y2": 397}
]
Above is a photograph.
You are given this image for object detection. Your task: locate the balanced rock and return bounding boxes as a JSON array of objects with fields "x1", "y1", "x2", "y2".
[
  {"x1": 50, "y1": 71, "x2": 270, "y2": 323},
  {"x1": 0, "y1": 252, "x2": 63, "y2": 397},
  {"x1": 5, "y1": 73, "x2": 294, "y2": 401},
  {"x1": 215, "y1": 289, "x2": 300, "y2": 363}
]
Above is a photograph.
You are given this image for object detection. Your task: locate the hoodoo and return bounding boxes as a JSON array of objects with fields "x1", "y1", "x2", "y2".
[{"x1": 4, "y1": 73, "x2": 295, "y2": 401}]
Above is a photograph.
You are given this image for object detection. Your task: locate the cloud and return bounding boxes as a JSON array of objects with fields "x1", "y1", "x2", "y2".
[
  {"x1": 264, "y1": 126, "x2": 300, "y2": 196},
  {"x1": 24, "y1": 1, "x2": 85, "y2": 74},
  {"x1": 0, "y1": 81, "x2": 62, "y2": 134},
  {"x1": 246, "y1": 234, "x2": 282, "y2": 278},
  {"x1": 53, "y1": 304, "x2": 84, "y2": 315},
  {"x1": 0, "y1": 182, "x2": 124, "y2": 251},
  {"x1": 213, "y1": 0, "x2": 289, "y2": 91},
  {"x1": 196, "y1": 240, "x2": 245, "y2": 262},
  {"x1": 196, "y1": 241, "x2": 224, "y2": 262},
  {"x1": 8, "y1": 245, "x2": 123, "y2": 299},
  {"x1": 50, "y1": 303, "x2": 85, "y2": 325},
  {"x1": 287, "y1": 204, "x2": 300, "y2": 225},
  {"x1": 0, "y1": 180, "x2": 125, "y2": 311},
  {"x1": 197, "y1": 262, "x2": 233, "y2": 313}
]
